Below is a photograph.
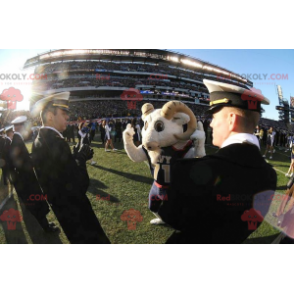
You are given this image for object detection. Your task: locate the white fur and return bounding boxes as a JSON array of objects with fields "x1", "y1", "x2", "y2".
[
  {"x1": 191, "y1": 121, "x2": 206, "y2": 158},
  {"x1": 123, "y1": 124, "x2": 147, "y2": 162}
]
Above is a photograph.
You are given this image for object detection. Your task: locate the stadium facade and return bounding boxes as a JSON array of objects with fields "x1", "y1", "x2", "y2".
[{"x1": 24, "y1": 49, "x2": 254, "y2": 119}]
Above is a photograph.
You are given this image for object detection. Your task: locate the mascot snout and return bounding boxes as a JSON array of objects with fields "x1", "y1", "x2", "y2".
[{"x1": 144, "y1": 141, "x2": 160, "y2": 151}]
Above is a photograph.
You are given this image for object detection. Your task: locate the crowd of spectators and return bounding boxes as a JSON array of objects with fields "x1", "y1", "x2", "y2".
[
  {"x1": 259, "y1": 118, "x2": 289, "y2": 130},
  {"x1": 35, "y1": 61, "x2": 204, "y2": 82},
  {"x1": 256, "y1": 118, "x2": 294, "y2": 148},
  {"x1": 3, "y1": 101, "x2": 293, "y2": 149},
  {"x1": 68, "y1": 100, "x2": 209, "y2": 121},
  {"x1": 34, "y1": 73, "x2": 208, "y2": 95}
]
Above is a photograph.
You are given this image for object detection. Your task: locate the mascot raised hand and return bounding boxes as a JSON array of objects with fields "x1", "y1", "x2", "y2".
[{"x1": 123, "y1": 101, "x2": 205, "y2": 225}]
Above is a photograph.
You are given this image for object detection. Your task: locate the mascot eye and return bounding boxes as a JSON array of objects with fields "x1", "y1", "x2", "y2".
[
  {"x1": 155, "y1": 121, "x2": 164, "y2": 132},
  {"x1": 144, "y1": 121, "x2": 148, "y2": 131}
]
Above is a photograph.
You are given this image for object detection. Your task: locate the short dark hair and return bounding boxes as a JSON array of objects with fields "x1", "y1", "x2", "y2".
[
  {"x1": 40, "y1": 105, "x2": 58, "y2": 124},
  {"x1": 229, "y1": 107, "x2": 260, "y2": 133}
]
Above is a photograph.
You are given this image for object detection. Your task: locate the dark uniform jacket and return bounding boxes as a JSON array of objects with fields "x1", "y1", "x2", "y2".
[
  {"x1": 32, "y1": 128, "x2": 109, "y2": 244},
  {"x1": 0, "y1": 137, "x2": 7, "y2": 184},
  {"x1": 158, "y1": 143, "x2": 277, "y2": 244},
  {"x1": 1, "y1": 137, "x2": 12, "y2": 185},
  {"x1": 9, "y1": 133, "x2": 49, "y2": 219}
]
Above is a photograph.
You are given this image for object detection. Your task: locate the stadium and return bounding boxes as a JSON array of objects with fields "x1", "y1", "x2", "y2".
[
  {"x1": 0, "y1": 49, "x2": 292, "y2": 244},
  {"x1": 23, "y1": 49, "x2": 254, "y2": 120}
]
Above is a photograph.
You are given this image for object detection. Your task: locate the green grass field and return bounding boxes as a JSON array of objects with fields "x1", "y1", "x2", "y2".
[{"x1": 0, "y1": 135, "x2": 291, "y2": 244}]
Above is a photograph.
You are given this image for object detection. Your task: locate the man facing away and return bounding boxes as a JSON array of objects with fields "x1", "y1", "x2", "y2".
[
  {"x1": 32, "y1": 92, "x2": 110, "y2": 244},
  {"x1": 158, "y1": 79, "x2": 277, "y2": 244}
]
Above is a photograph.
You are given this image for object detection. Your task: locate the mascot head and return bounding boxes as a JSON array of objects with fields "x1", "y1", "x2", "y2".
[{"x1": 141, "y1": 101, "x2": 197, "y2": 151}]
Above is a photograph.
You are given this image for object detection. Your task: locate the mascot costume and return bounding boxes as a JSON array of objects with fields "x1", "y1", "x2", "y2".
[{"x1": 123, "y1": 101, "x2": 206, "y2": 225}]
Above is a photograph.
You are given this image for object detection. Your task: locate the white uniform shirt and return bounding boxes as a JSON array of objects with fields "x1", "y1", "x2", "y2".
[
  {"x1": 221, "y1": 133, "x2": 260, "y2": 149},
  {"x1": 41, "y1": 126, "x2": 64, "y2": 138}
]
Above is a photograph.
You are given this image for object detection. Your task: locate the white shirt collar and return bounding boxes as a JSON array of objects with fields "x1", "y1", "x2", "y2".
[
  {"x1": 41, "y1": 126, "x2": 64, "y2": 138},
  {"x1": 14, "y1": 132, "x2": 24, "y2": 141},
  {"x1": 221, "y1": 133, "x2": 260, "y2": 150}
]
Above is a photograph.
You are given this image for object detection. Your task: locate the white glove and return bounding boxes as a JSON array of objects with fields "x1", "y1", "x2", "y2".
[
  {"x1": 190, "y1": 129, "x2": 205, "y2": 141},
  {"x1": 123, "y1": 124, "x2": 135, "y2": 142},
  {"x1": 191, "y1": 122, "x2": 206, "y2": 158}
]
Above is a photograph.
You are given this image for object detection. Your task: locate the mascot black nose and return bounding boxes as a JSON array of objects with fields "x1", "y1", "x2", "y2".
[{"x1": 146, "y1": 142, "x2": 160, "y2": 150}]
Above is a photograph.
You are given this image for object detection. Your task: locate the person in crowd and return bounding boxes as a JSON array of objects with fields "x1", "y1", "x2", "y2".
[
  {"x1": 103, "y1": 120, "x2": 117, "y2": 152},
  {"x1": 122, "y1": 120, "x2": 127, "y2": 130},
  {"x1": 89, "y1": 120, "x2": 96, "y2": 143},
  {"x1": 275, "y1": 128, "x2": 280, "y2": 147},
  {"x1": 78, "y1": 122, "x2": 96, "y2": 166},
  {"x1": 76, "y1": 123, "x2": 81, "y2": 146},
  {"x1": 262, "y1": 125, "x2": 267, "y2": 146},
  {"x1": 69, "y1": 124, "x2": 75, "y2": 143},
  {"x1": 285, "y1": 136, "x2": 294, "y2": 177},
  {"x1": 254, "y1": 125, "x2": 263, "y2": 145},
  {"x1": 115, "y1": 119, "x2": 122, "y2": 143},
  {"x1": 99, "y1": 120, "x2": 106, "y2": 145},
  {"x1": 8, "y1": 117, "x2": 58, "y2": 232},
  {"x1": 263, "y1": 127, "x2": 275, "y2": 159}
]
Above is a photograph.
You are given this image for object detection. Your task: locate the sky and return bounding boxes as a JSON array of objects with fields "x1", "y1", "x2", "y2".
[{"x1": 0, "y1": 49, "x2": 293, "y2": 121}]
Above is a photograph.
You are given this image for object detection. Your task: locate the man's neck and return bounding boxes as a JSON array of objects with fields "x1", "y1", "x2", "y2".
[
  {"x1": 221, "y1": 132, "x2": 260, "y2": 149},
  {"x1": 44, "y1": 123, "x2": 59, "y2": 131},
  {"x1": 42, "y1": 125, "x2": 64, "y2": 138}
]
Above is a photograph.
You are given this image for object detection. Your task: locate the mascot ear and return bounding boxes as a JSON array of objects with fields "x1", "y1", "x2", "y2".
[
  {"x1": 161, "y1": 101, "x2": 197, "y2": 141},
  {"x1": 141, "y1": 103, "x2": 154, "y2": 120},
  {"x1": 172, "y1": 113, "x2": 190, "y2": 126}
]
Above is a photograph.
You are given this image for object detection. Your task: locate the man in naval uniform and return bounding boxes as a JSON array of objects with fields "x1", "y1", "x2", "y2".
[
  {"x1": 158, "y1": 79, "x2": 277, "y2": 244},
  {"x1": 32, "y1": 92, "x2": 110, "y2": 244},
  {"x1": 0, "y1": 128, "x2": 8, "y2": 185},
  {"x1": 8, "y1": 117, "x2": 57, "y2": 232},
  {"x1": 2, "y1": 127, "x2": 13, "y2": 185}
]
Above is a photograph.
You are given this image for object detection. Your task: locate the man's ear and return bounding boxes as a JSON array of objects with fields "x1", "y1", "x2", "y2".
[{"x1": 228, "y1": 112, "x2": 238, "y2": 132}]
